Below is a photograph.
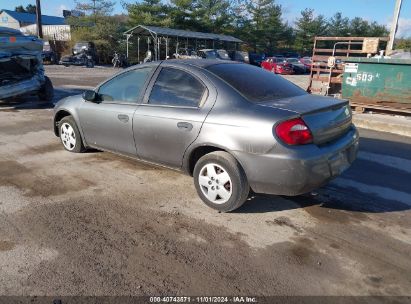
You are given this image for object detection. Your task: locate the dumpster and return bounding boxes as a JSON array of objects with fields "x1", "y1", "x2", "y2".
[{"x1": 342, "y1": 57, "x2": 411, "y2": 113}]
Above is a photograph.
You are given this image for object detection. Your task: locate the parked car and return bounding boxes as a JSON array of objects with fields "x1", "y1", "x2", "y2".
[
  {"x1": 72, "y1": 41, "x2": 98, "y2": 63},
  {"x1": 173, "y1": 48, "x2": 199, "y2": 59},
  {"x1": 0, "y1": 27, "x2": 54, "y2": 101},
  {"x1": 59, "y1": 41, "x2": 97, "y2": 68},
  {"x1": 299, "y1": 57, "x2": 313, "y2": 71},
  {"x1": 198, "y1": 49, "x2": 231, "y2": 61},
  {"x1": 53, "y1": 60, "x2": 358, "y2": 212},
  {"x1": 248, "y1": 53, "x2": 264, "y2": 66},
  {"x1": 228, "y1": 51, "x2": 250, "y2": 63},
  {"x1": 42, "y1": 41, "x2": 58, "y2": 64},
  {"x1": 261, "y1": 57, "x2": 294, "y2": 75},
  {"x1": 285, "y1": 58, "x2": 308, "y2": 74}
]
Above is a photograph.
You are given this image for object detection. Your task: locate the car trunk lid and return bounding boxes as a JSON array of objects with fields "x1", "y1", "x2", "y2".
[{"x1": 259, "y1": 94, "x2": 352, "y2": 145}]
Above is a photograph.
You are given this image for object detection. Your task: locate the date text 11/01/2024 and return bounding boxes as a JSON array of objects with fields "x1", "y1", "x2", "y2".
[{"x1": 149, "y1": 296, "x2": 258, "y2": 303}]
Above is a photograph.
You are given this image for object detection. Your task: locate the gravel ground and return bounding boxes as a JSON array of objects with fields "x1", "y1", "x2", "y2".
[{"x1": 0, "y1": 65, "x2": 410, "y2": 298}]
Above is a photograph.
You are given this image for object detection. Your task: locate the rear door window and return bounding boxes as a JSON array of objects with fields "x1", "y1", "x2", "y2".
[{"x1": 148, "y1": 67, "x2": 206, "y2": 107}]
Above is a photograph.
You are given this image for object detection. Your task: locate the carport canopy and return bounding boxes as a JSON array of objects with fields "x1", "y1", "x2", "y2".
[{"x1": 123, "y1": 25, "x2": 243, "y2": 61}]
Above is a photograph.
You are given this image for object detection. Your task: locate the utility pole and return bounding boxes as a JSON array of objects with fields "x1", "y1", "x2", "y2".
[
  {"x1": 387, "y1": 0, "x2": 402, "y2": 53},
  {"x1": 35, "y1": 0, "x2": 43, "y2": 38}
]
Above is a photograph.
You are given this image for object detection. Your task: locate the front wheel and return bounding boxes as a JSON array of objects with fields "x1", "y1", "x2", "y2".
[
  {"x1": 58, "y1": 116, "x2": 86, "y2": 153},
  {"x1": 38, "y1": 76, "x2": 54, "y2": 102},
  {"x1": 86, "y1": 60, "x2": 94, "y2": 68},
  {"x1": 193, "y1": 151, "x2": 249, "y2": 212}
]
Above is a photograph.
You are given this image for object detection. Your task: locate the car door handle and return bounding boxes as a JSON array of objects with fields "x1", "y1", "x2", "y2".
[
  {"x1": 177, "y1": 122, "x2": 193, "y2": 131},
  {"x1": 117, "y1": 114, "x2": 129, "y2": 123}
]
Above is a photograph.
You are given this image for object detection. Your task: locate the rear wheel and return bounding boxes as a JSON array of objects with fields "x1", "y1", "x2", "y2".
[
  {"x1": 193, "y1": 151, "x2": 249, "y2": 212},
  {"x1": 58, "y1": 116, "x2": 86, "y2": 153}
]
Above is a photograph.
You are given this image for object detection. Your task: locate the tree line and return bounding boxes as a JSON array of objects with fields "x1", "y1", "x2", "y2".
[
  {"x1": 123, "y1": 0, "x2": 390, "y2": 53},
  {"x1": 16, "y1": 0, "x2": 410, "y2": 62}
]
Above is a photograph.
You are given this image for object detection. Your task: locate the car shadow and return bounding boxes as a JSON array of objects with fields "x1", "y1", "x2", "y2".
[
  {"x1": 234, "y1": 193, "x2": 317, "y2": 214},
  {"x1": 235, "y1": 190, "x2": 411, "y2": 214}
]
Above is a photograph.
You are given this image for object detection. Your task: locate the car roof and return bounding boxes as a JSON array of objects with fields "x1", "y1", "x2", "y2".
[{"x1": 163, "y1": 59, "x2": 239, "y2": 68}]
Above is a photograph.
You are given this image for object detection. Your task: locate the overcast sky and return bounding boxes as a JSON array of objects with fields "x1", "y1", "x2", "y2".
[{"x1": 1, "y1": 0, "x2": 410, "y2": 37}]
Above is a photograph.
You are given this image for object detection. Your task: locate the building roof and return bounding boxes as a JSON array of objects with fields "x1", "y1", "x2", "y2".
[
  {"x1": 1, "y1": 9, "x2": 66, "y2": 25},
  {"x1": 124, "y1": 25, "x2": 242, "y2": 43}
]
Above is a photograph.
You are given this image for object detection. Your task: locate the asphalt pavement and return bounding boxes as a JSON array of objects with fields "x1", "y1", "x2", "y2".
[{"x1": 0, "y1": 66, "x2": 410, "y2": 297}]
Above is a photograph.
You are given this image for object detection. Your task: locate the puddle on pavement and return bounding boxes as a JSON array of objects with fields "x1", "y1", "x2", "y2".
[
  {"x1": 0, "y1": 160, "x2": 95, "y2": 197},
  {"x1": 0, "y1": 240, "x2": 15, "y2": 251},
  {"x1": 0, "y1": 118, "x2": 52, "y2": 135},
  {"x1": 20, "y1": 142, "x2": 62, "y2": 156}
]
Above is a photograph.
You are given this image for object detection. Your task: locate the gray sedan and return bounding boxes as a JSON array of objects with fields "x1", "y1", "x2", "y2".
[{"x1": 53, "y1": 60, "x2": 359, "y2": 212}]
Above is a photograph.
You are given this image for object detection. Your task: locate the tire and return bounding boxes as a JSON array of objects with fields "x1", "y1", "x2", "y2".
[
  {"x1": 58, "y1": 116, "x2": 86, "y2": 153},
  {"x1": 38, "y1": 76, "x2": 54, "y2": 102},
  {"x1": 86, "y1": 60, "x2": 94, "y2": 68},
  {"x1": 193, "y1": 151, "x2": 249, "y2": 212}
]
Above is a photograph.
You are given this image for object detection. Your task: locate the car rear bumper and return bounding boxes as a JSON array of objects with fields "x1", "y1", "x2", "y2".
[{"x1": 233, "y1": 126, "x2": 359, "y2": 196}]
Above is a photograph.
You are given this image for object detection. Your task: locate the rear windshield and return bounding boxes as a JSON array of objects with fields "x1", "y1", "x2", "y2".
[{"x1": 207, "y1": 64, "x2": 306, "y2": 102}]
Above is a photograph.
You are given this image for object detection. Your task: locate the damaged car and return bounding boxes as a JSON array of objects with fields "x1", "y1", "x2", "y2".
[
  {"x1": 59, "y1": 41, "x2": 96, "y2": 68},
  {"x1": 0, "y1": 27, "x2": 54, "y2": 102}
]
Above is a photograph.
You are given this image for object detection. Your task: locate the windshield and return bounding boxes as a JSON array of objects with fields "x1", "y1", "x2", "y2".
[{"x1": 207, "y1": 63, "x2": 307, "y2": 102}]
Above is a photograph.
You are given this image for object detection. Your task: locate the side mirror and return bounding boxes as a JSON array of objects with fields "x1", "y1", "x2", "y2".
[{"x1": 82, "y1": 90, "x2": 97, "y2": 102}]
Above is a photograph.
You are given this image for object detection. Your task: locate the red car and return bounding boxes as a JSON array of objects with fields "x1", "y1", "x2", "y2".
[
  {"x1": 299, "y1": 57, "x2": 312, "y2": 71},
  {"x1": 261, "y1": 57, "x2": 294, "y2": 75}
]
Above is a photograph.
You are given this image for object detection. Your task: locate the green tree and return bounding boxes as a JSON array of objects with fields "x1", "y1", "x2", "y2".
[
  {"x1": 294, "y1": 8, "x2": 328, "y2": 52},
  {"x1": 169, "y1": 0, "x2": 198, "y2": 30},
  {"x1": 328, "y1": 12, "x2": 350, "y2": 36},
  {"x1": 368, "y1": 21, "x2": 389, "y2": 37},
  {"x1": 348, "y1": 17, "x2": 371, "y2": 36},
  {"x1": 395, "y1": 38, "x2": 411, "y2": 50},
  {"x1": 246, "y1": 0, "x2": 289, "y2": 53},
  {"x1": 125, "y1": 0, "x2": 172, "y2": 27},
  {"x1": 15, "y1": 4, "x2": 37, "y2": 14},
  {"x1": 193, "y1": 0, "x2": 232, "y2": 33},
  {"x1": 75, "y1": 0, "x2": 115, "y2": 22},
  {"x1": 347, "y1": 17, "x2": 388, "y2": 37}
]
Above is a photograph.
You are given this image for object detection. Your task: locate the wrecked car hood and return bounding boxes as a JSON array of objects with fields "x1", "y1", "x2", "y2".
[{"x1": 0, "y1": 27, "x2": 45, "y2": 99}]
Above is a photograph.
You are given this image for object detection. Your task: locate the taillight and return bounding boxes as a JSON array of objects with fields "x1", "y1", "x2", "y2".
[{"x1": 275, "y1": 118, "x2": 313, "y2": 145}]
